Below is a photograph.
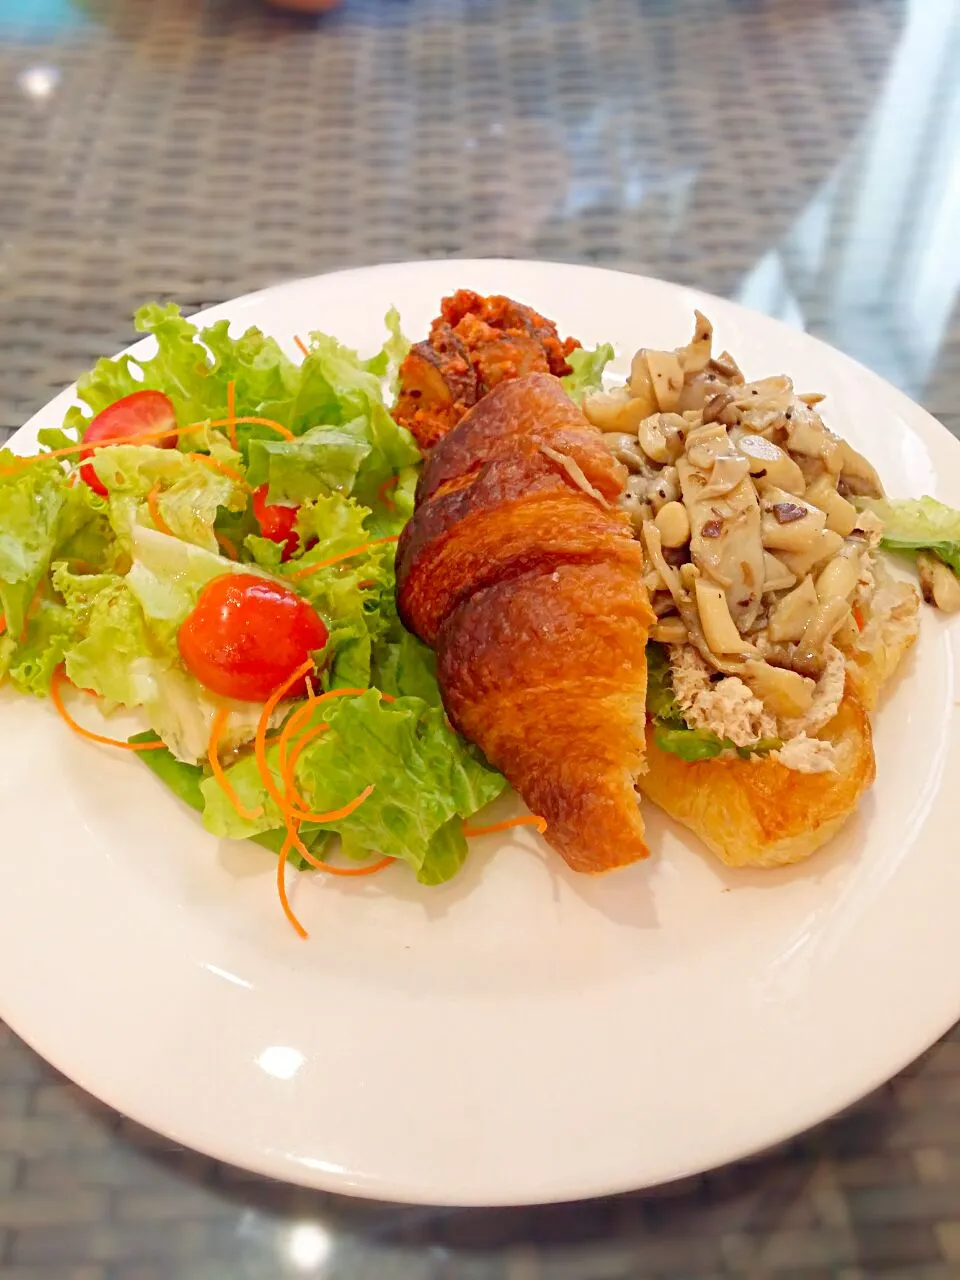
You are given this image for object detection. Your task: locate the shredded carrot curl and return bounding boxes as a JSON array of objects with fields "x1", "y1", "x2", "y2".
[
  {"x1": 377, "y1": 475, "x2": 398, "y2": 513},
  {"x1": 225, "y1": 381, "x2": 238, "y2": 452},
  {"x1": 463, "y1": 815, "x2": 548, "y2": 838},
  {"x1": 215, "y1": 533, "x2": 239, "y2": 561},
  {"x1": 0, "y1": 616, "x2": 5, "y2": 638},
  {"x1": 187, "y1": 453, "x2": 247, "y2": 486},
  {"x1": 294, "y1": 335, "x2": 310, "y2": 359},
  {"x1": 254, "y1": 659, "x2": 316, "y2": 815},
  {"x1": 0, "y1": 415, "x2": 295, "y2": 480},
  {"x1": 283, "y1": 729, "x2": 392, "y2": 878},
  {"x1": 50, "y1": 667, "x2": 167, "y2": 751},
  {"x1": 146, "y1": 484, "x2": 174, "y2": 537},
  {"x1": 208, "y1": 706, "x2": 264, "y2": 821},
  {"x1": 290, "y1": 536, "x2": 400, "y2": 580},
  {"x1": 276, "y1": 833, "x2": 309, "y2": 940},
  {"x1": 853, "y1": 603, "x2": 865, "y2": 632},
  {"x1": 289, "y1": 783, "x2": 375, "y2": 827},
  {"x1": 199, "y1": 415, "x2": 295, "y2": 442}
]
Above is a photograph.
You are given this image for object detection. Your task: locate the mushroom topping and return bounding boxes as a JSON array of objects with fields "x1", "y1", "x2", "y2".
[
  {"x1": 604, "y1": 309, "x2": 920, "y2": 767},
  {"x1": 732, "y1": 431, "x2": 806, "y2": 494},
  {"x1": 637, "y1": 413, "x2": 687, "y2": 464},
  {"x1": 760, "y1": 488, "x2": 827, "y2": 552},
  {"x1": 678, "y1": 423, "x2": 765, "y2": 629},
  {"x1": 767, "y1": 575, "x2": 819, "y2": 643},
  {"x1": 917, "y1": 552, "x2": 960, "y2": 614}
]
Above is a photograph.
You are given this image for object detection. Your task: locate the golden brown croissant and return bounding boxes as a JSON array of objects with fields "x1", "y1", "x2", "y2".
[{"x1": 396, "y1": 374, "x2": 655, "y2": 873}]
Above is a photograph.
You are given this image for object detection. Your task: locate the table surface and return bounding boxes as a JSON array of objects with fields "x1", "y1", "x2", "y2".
[{"x1": 2, "y1": 0, "x2": 960, "y2": 1275}]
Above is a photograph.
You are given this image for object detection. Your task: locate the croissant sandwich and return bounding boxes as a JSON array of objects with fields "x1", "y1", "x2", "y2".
[
  {"x1": 395, "y1": 371, "x2": 656, "y2": 874},
  {"x1": 582, "y1": 313, "x2": 920, "y2": 868}
]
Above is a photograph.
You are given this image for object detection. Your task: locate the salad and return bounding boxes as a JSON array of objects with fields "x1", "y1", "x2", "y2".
[{"x1": 0, "y1": 304, "x2": 521, "y2": 937}]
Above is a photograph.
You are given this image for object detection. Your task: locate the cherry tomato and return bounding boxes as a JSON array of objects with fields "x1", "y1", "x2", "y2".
[
  {"x1": 251, "y1": 485, "x2": 301, "y2": 561},
  {"x1": 178, "y1": 573, "x2": 328, "y2": 702},
  {"x1": 80, "y1": 390, "x2": 178, "y2": 496}
]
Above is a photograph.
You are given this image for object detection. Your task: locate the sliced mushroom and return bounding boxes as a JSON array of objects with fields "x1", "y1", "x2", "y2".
[
  {"x1": 619, "y1": 474, "x2": 653, "y2": 531},
  {"x1": 779, "y1": 528, "x2": 845, "y2": 578},
  {"x1": 678, "y1": 422, "x2": 765, "y2": 629},
  {"x1": 732, "y1": 432, "x2": 806, "y2": 494},
  {"x1": 917, "y1": 551, "x2": 960, "y2": 614},
  {"x1": 804, "y1": 473, "x2": 858, "y2": 537},
  {"x1": 603, "y1": 432, "x2": 648, "y2": 472},
  {"x1": 637, "y1": 413, "x2": 687, "y2": 464},
  {"x1": 676, "y1": 311, "x2": 714, "y2": 375},
  {"x1": 760, "y1": 488, "x2": 827, "y2": 551},
  {"x1": 698, "y1": 453, "x2": 751, "y2": 500},
  {"x1": 837, "y1": 439, "x2": 884, "y2": 498},
  {"x1": 627, "y1": 352, "x2": 661, "y2": 416},
  {"x1": 762, "y1": 552, "x2": 797, "y2": 593},
  {"x1": 646, "y1": 350, "x2": 685, "y2": 413},
  {"x1": 650, "y1": 617, "x2": 689, "y2": 644},
  {"x1": 742, "y1": 660, "x2": 816, "y2": 719},
  {"x1": 583, "y1": 386, "x2": 651, "y2": 434},
  {"x1": 648, "y1": 465, "x2": 680, "y2": 512},
  {"x1": 798, "y1": 596, "x2": 851, "y2": 655},
  {"x1": 695, "y1": 578, "x2": 757, "y2": 655},
  {"x1": 767, "y1": 575, "x2": 819, "y2": 643},
  {"x1": 641, "y1": 520, "x2": 683, "y2": 604},
  {"x1": 814, "y1": 545, "x2": 861, "y2": 603}
]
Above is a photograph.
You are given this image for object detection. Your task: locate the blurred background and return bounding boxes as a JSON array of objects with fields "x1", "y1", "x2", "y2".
[{"x1": 2, "y1": 0, "x2": 960, "y2": 1276}]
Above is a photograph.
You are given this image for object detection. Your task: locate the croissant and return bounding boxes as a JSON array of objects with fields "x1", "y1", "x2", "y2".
[{"x1": 396, "y1": 374, "x2": 656, "y2": 873}]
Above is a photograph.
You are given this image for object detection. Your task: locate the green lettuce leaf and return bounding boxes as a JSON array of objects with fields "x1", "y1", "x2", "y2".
[
  {"x1": 372, "y1": 628, "x2": 441, "y2": 706},
  {"x1": 562, "y1": 342, "x2": 616, "y2": 404},
  {"x1": 125, "y1": 524, "x2": 256, "y2": 629},
  {"x1": 0, "y1": 452, "x2": 71, "y2": 638},
  {"x1": 246, "y1": 420, "x2": 372, "y2": 505},
  {"x1": 293, "y1": 691, "x2": 505, "y2": 882},
  {"x1": 859, "y1": 496, "x2": 960, "y2": 576},
  {"x1": 8, "y1": 599, "x2": 75, "y2": 696},
  {"x1": 91, "y1": 444, "x2": 246, "y2": 554},
  {"x1": 55, "y1": 567, "x2": 162, "y2": 708},
  {"x1": 645, "y1": 642, "x2": 778, "y2": 761}
]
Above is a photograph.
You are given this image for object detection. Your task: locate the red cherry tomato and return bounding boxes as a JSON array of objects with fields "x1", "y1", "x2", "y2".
[
  {"x1": 178, "y1": 573, "x2": 328, "y2": 702},
  {"x1": 79, "y1": 390, "x2": 178, "y2": 496},
  {"x1": 251, "y1": 485, "x2": 300, "y2": 561}
]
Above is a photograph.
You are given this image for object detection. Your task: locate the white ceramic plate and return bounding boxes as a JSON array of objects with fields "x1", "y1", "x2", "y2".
[{"x1": 2, "y1": 260, "x2": 959, "y2": 1207}]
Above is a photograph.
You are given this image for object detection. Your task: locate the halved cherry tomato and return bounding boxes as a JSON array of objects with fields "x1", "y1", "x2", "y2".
[
  {"x1": 251, "y1": 484, "x2": 300, "y2": 561},
  {"x1": 79, "y1": 390, "x2": 178, "y2": 496},
  {"x1": 178, "y1": 573, "x2": 328, "y2": 702}
]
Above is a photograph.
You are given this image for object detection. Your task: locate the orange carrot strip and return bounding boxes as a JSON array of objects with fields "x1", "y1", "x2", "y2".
[
  {"x1": 288, "y1": 783, "x2": 375, "y2": 827},
  {"x1": 0, "y1": 416, "x2": 295, "y2": 479},
  {"x1": 50, "y1": 667, "x2": 167, "y2": 751},
  {"x1": 463, "y1": 815, "x2": 548, "y2": 838},
  {"x1": 283, "y1": 731, "x2": 391, "y2": 878},
  {"x1": 294, "y1": 335, "x2": 310, "y2": 359},
  {"x1": 226, "y1": 381, "x2": 238, "y2": 452},
  {"x1": 208, "y1": 706, "x2": 264, "y2": 821},
  {"x1": 215, "y1": 533, "x2": 239, "y2": 561},
  {"x1": 187, "y1": 452, "x2": 247, "y2": 486},
  {"x1": 290, "y1": 536, "x2": 400, "y2": 580},
  {"x1": 0, "y1": 616, "x2": 5, "y2": 637},
  {"x1": 276, "y1": 833, "x2": 309, "y2": 940},
  {"x1": 253, "y1": 659, "x2": 317, "y2": 814},
  {"x1": 200, "y1": 415, "x2": 295, "y2": 442},
  {"x1": 853, "y1": 603, "x2": 865, "y2": 632},
  {"x1": 377, "y1": 475, "x2": 398, "y2": 513},
  {"x1": 146, "y1": 484, "x2": 174, "y2": 537}
]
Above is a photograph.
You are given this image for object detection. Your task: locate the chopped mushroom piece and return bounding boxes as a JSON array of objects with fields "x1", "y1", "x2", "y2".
[{"x1": 917, "y1": 552, "x2": 960, "y2": 614}]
